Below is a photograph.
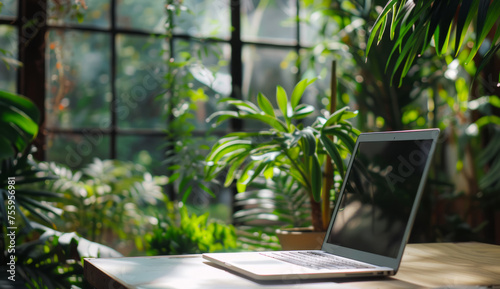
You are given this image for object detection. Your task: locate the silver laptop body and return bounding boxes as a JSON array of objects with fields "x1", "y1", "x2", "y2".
[{"x1": 203, "y1": 129, "x2": 440, "y2": 281}]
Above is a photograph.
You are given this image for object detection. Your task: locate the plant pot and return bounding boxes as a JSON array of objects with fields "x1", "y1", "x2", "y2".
[{"x1": 276, "y1": 227, "x2": 326, "y2": 250}]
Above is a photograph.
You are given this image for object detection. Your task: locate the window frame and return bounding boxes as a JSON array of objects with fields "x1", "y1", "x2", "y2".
[{"x1": 5, "y1": 0, "x2": 305, "y2": 167}]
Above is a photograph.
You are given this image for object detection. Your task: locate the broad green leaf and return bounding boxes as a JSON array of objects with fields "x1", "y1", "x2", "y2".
[
  {"x1": 276, "y1": 85, "x2": 289, "y2": 125},
  {"x1": 339, "y1": 110, "x2": 358, "y2": 121},
  {"x1": 366, "y1": 0, "x2": 399, "y2": 57},
  {"x1": 257, "y1": 92, "x2": 275, "y2": 117},
  {"x1": 224, "y1": 99, "x2": 260, "y2": 114},
  {"x1": 329, "y1": 130, "x2": 356, "y2": 152},
  {"x1": 292, "y1": 104, "x2": 315, "y2": 120},
  {"x1": 311, "y1": 154, "x2": 322, "y2": 202},
  {"x1": 291, "y1": 79, "x2": 313, "y2": 110},
  {"x1": 206, "y1": 110, "x2": 238, "y2": 124},
  {"x1": 474, "y1": 115, "x2": 500, "y2": 129},
  {"x1": 224, "y1": 156, "x2": 247, "y2": 187},
  {"x1": 320, "y1": 134, "x2": 345, "y2": 178},
  {"x1": 206, "y1": 139, "x2": 252, "y2": 163},
  {"x1": 466, "y1": 0, "x2": 500, "y2": 64},
  {"x1": 454, "y1": 0, "x2": 476, "y2": 55},
  {"x1": 0, "y1": 91, "x2": 40, "y2": 160},
  {"x1": 238, "y1": 113, "x2": 288, "y2": 132},
  {"x1": 181, "y1": 186, "x2": 193, "y2": 203},
  {"x1": 299, "y1": 128, "x2": 317, "y2": 156},
  {"x1": 244, "y1": 161, "x2": 270, "y2": 186},
  {"x1": 0, "y1": 89, "x2": 39, "y2": 122},
  {"x1": 323, "y1": 106, "x2": 348, "y2": 128}
]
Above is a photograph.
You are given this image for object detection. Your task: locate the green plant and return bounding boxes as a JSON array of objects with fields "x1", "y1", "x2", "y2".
[
  {"x1": 362, "y1": 0, "x2": 500, "y2": 244},
  {"x1": 205, "y1": 79, "x2": 359, "y2": 232},
  {"x1": 161, "y1": 1, "x2": 226, "y2": 204},
  {"x1": 41, "y1": 158, "x2": 167, "y2": 253},
  {"x1": 0, "y1": 223, "x2": 121, "y2": 289},
  {"x1": 0, "y1": 90, "x2": 39, "y2": 161},
  {"x1": 146, "y1": 204, "x2": 239, "y2": 255},
  {"x1": 233, "y1": 171, "x2": 312, "y2": 250},
  {"x1": 0, "y1": 91, "x2": 122, "y2": 288},
  {"x1": 367, "y1": 0, "x2": 500, "y2": 85},
  {"x1": 297, "y1": 0, "x2": 449, "y2": 132}
]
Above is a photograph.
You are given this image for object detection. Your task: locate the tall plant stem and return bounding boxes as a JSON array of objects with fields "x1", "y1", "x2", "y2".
[{"x1": 321, "y1": 60, "x2": 337, "y2": 230}]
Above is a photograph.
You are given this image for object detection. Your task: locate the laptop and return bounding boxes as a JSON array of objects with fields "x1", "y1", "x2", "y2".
[{"x1": 203, "y1": 128, "x2": 440, "y2": 281}]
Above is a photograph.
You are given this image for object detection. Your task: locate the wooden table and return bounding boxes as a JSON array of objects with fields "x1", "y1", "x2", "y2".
[{"x1": 84, "y1": 242, "x2": 500, "y2": 289}]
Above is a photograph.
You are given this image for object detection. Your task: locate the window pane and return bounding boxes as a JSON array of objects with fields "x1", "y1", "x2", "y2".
[
  {"x1": 174, "y1": 0, "x2": 230, "y2": 39},
  {"x1": 116, "y1": 135, "x2": 165, "y2": 175},
  {"x1": 299, "y1": 1, "x2": 340, "y2": 46},
  {"x1": 116, "y1": 34, "x2": 167, "y2": 130},
  {"x1": 0, "y1": 0, "x2": 17, "y2": 18},
  {"x1": 46, "y1": 29, "x2": 111, "y2": 129},
  {"x1": 172, "y1": 39, "x2": 231, "y2": 132},
  {"x1": 46, "y1": 132, "x2": 110, "y2": 169},
  {"x1": 116, "y1": 0, "x2": 165, "y2": 33},
  {"x1": 241, "y1": 0, "x2": 296, "y2": 44},
  {"x1": 48, "y1": 0, "x2": 110, "y2": 29},
  {"x1": 242, "y1": 45, "x2": 296, "y2": 101},
  {"x1": 242, "y1": 45, "x2": 297, "y2": 129},
  {"x1": 0, "y1": 25, "x2": 17, "y2": 92}
]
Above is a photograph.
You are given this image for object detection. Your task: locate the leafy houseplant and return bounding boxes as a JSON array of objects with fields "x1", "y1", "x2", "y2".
[
  {"x1": 204, "y1": 79, "x2": 359, "y2": 232},
  {"x1": 145, "y1": 204, "x2": 239, "y2": 255},
  {"x1": 0, "y1": 91, "x2": 122, "y2": 288}
]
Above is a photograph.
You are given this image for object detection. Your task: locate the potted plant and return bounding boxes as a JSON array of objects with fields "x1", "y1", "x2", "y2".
[{"x1": 204, "y1": 79, "x2": 359, "y2": 248}]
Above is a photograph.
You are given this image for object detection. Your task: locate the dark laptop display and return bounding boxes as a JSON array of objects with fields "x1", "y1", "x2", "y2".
[{"x1": 327, "y1": 139, "x2": 433, "y2": 258}]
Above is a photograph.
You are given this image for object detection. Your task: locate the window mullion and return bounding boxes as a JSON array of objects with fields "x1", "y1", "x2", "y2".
[
  {"x1": 18, "y1": 0, "x2": 47, "y2": 161},
  {"x1": 110, "y1": 0, "x2": 117, "y2": 159}
]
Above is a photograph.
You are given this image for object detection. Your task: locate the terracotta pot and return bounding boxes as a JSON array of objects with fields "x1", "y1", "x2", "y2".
[{"x1": 276, "y1": 227, "x2": 326, "y2": 250}]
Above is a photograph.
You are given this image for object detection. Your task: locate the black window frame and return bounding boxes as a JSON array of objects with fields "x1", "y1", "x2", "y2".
[{"x1": 4, "y1": 0, "x2": 305, "y2": 167}]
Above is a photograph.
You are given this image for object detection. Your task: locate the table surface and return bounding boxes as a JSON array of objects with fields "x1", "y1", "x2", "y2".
[{"x1": 84, "y1": 242, "x2": 500, "y2": 289}]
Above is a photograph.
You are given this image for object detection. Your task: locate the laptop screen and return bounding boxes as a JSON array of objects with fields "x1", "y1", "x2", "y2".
[{"x1": 326, "y1": 138, "x2": 433, "y2": 258}]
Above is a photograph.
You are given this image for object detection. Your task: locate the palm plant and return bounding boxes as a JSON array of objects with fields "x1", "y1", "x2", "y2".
[
  {"x1": 0, "y1": 91, "x2": 122, "y2": 288},
  {"x1": 366, "y1": 0, "x2": 500, "y2": 243},
  {"x1": 233, "y1": 171, "x2": 312, "y2": 250},
  {"x1": 204, "y1": 79, "x2": 359, "y2": 232},
  {"x1": 367, "y1": 0, "x2": 500, "y2": 85}
]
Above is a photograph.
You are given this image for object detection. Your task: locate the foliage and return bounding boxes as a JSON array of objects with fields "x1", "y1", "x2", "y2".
[
  {"x1": 298, "y1": 0, "x2": 448, "y2": 131},
  {"x1": 367, "y1": 0, "x2": 500, "y2": 85},
  {"x1": 0, "y1": 90, "x2": 39, "y2": 162},
  {"x1": 0, "y1": 222, "x2": 121, "y2": 289},
  {"x1": 0, "y1": 116, "x2": 121, "y2": 289},
  {"x1": 205, "y1": 79, "x2": 359, "y2": 231},
  {"x1": 146, "y1": 204, "x2": 239, "y2": 255},
  {"x1": 48, "y1": 0, "x2": 88, "y2": 23},
  {"x1": 40, "y1": 158, "x2": 167, "y2": 253},
  {"x1": 161, "y1": 2, "x2": 227, "y2": 203},
  {"x1": 233, "y1": 171, "x2": 312, "y2": 251},
  {"x1": 0, "y1": 149, "x2": 61, "y2": 232},
  {"x1": 361, "y1": 0, "x2": 500, "y2": 243}
]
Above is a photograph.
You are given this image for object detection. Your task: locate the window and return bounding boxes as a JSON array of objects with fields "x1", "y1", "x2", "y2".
[
  {"x1": 1, "y1": 0, "x2": 327, "y2": 200},
  {"x1": 0, "y1": 0, "x2": 18, "y2": 92}
]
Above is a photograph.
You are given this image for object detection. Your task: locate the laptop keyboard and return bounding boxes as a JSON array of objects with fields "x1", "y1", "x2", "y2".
[{"x1": 260, "y1": 251, "x2": 375, "y2": 270}]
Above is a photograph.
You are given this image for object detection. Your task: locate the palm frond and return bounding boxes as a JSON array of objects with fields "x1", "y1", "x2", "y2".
[{"x1": 367, "y1": 0, "x2": 500, "y2": 85}]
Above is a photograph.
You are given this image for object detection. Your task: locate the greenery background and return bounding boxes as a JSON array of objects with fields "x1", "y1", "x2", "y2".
[{"x1": 1, "y1": 0, "x2": 499, "y2": 288}]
